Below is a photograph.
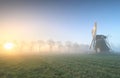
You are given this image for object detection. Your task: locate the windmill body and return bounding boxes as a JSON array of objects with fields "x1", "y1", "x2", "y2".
[{"x1": 94, "y1": 35, "x2": 110, "y2": 53}]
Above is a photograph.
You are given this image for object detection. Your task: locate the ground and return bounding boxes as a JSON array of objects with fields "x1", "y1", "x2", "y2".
[{"x1": 0, "y1": 53, "x2": 120, "y2": 78}]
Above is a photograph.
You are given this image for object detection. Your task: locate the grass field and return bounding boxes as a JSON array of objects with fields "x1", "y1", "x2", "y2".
[{"x1": 0, "y1": 53, "x2": 120, "y2": 78}]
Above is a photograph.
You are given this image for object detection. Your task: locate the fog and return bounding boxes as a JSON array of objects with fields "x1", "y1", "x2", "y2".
[
  {"x1": 0, "y1": 40, "x2": 90, "y2": 55},
  {"x1": 0, "y1": 1, "x2": 120, "y2": 55}
]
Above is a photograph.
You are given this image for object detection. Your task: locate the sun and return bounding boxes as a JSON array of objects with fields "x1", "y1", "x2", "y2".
[{"x1": 3, "y1": 42, "x2": 15, "y2": 50}]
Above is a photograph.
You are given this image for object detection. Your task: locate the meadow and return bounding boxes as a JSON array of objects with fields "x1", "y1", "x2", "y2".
[{"x1": 0, "y1": 53, "x2": 120, "y2": 78}]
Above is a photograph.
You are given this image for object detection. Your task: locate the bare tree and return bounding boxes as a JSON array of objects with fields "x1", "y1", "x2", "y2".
[
  {"x1": 20, "y1": 41, "x2": 26, "y2": 52},
  {"x1": 73, "y1": 43, "x2": 80, "y2": 52},
  {"x1": 65, "y1": 41, "x2": 72, "y2": 52},
  {"x1": 30, "y1": 41, "x2": 36, "y2": 52},
  {"x1": 37, "y1": 40, "x2": 44, "y2": 52},
  {"x1": 13, "y1": 40, "x2": 19, "y2": 52},
  {"x1": 47, "y1": 39, "x2": 55, "y2": 52},
  {"x1": 56, "y1": 41, "x2": 63, "y2": 52}
]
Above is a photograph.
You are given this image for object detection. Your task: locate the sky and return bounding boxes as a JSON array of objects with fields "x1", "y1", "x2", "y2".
[{"x1": 0, "y1": 0, "x2": 120, "y2": 48}]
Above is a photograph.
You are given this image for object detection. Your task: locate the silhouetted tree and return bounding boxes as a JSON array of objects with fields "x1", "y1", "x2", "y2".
[
  {"x1": 73, "y1": 43, "x2": 80, "y2": 52},
  {"x1": 65, "y1": 41, "x2": 72, "y2": 52},
  {"x1": 56, "y1": 41, "x2": 63, "y2": 52},
  {"x1": 20, "y1": 41, "x2": 26, "y2": 52},
  {"x1": 13, "y1": 40, "x2": 18, "y2": 51},
  {"x1": 37, "y1": 40, "x2": 44, "y2": 52},
  {"x1": 30, "y1": 41, "x2": 36, "y2": 52},
  {"x1": 47, "y1": 39, "x2": 55, "y2": 52}
]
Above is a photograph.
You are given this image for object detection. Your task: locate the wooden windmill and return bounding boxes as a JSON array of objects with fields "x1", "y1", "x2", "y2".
[{"x1": 90, "y1": 22, "x2": 110, "y2": 53}]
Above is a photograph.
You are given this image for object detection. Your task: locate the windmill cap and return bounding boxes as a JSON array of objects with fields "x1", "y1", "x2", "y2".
[{"x1": 96, "y1": 35, "x2": 107, "y2": 40}]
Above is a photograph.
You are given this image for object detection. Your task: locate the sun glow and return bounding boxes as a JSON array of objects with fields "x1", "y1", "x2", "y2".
[{"x1": 4, "y1": 42, "x2": 15, "y2": 50}]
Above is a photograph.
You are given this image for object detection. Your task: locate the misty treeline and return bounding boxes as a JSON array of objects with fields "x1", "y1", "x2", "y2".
[{"x1": 1, "y1": 40, "x2": 89, "y2": 53}]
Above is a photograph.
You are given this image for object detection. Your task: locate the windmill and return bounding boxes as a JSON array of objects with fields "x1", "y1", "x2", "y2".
[{"x1": 90, "y1": 22, "x2": 111, "y2": 53}]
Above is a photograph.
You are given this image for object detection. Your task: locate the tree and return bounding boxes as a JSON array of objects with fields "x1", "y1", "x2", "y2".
[
  {"x1": 56, "y1": 41, "x2": 63, "y2": 52},
  {"x1": 47, "y1": 39, "x2": 55, "y2": 52},
  {"x1": 65, "y1": 41, "x2": 72, "y2": 52},
  {"x1": 73, "y1": 43, "x2": 80, "y2": 52},
  {"x1": 30, "y1": 41, "x2": 36, "y2": 52},
  {"x1": 37, "y1": 40, "x2": 45, "y2": 52},
  {"x1": 20, "y1": 41, "x2": 26, "y2": 52},
  {"x1": 13, "y1": 40, "x2": 19, "y2": 52}
]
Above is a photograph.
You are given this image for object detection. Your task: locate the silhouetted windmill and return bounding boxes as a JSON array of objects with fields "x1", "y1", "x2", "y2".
[{"x1": 90, "y1": 22, "x2": 111, "y2": 53}]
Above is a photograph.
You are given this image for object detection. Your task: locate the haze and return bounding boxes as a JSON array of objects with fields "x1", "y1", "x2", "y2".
[{"x1": 0, "y1": 0, "x2": 120, "y2": 52}]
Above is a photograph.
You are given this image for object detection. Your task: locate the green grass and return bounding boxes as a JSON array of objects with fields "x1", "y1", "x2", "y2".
[{"x1": 0, "y1": 53, "x2": 120, "y2": 78}]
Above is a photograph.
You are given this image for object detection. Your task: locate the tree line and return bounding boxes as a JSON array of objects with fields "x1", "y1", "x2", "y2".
[{"x1": 0, "y1": 40, "x2": 89, "y2": 53}]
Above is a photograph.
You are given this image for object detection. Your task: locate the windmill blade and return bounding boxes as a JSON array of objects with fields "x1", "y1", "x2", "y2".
[
  {"x1": 92, "y1": 22, "x2": 97, "y2": 38},
  {"x1": 105, "y1": 39, "x2": 112, "y2": 50},
  {"x1": 89, "y1": 38, "x2": 94, "y2": 49},
  {"x1": 89, "y1": 37, "x2": 96, "y2": 49},
  {"x1": 89, "y1": 22, "x2": 97, "y2": 49}
]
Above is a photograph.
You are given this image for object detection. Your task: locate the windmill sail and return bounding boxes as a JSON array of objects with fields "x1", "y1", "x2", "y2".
[
  {"x1": 90, "y1": 22, "x2": 97, "y2": 49},
  {"x1": 92, "y1": 22, "x2": 97, "y2": 38}
]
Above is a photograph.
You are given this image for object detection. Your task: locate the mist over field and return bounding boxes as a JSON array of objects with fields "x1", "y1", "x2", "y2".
[
  {"x1": 0, "y1": 0, "x2": 120, "y2": 78},
  {"x1": 0, "y1": 40, "x2": 90, "y2": 55},
  {"x1": 1, "y1": 0, "x2": 120, "y2": 52}
]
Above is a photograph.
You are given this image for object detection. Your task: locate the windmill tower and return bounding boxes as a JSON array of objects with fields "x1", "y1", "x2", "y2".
[{"x1": 90, "y1": 22, "x2": 111, "y2": 53}]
